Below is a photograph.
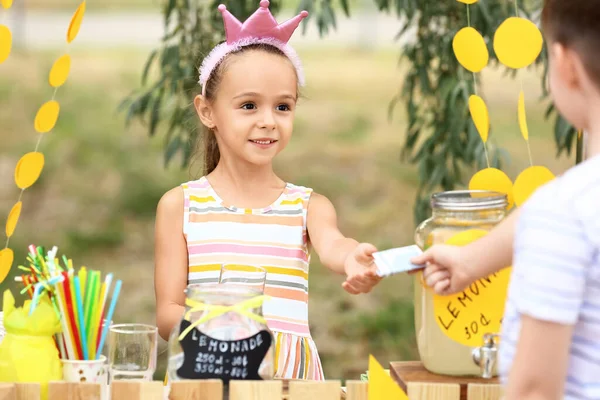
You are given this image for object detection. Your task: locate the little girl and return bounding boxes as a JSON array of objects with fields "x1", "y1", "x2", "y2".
[{"x1": 154, "y1": 0, "x2": 382, "y2": 380}]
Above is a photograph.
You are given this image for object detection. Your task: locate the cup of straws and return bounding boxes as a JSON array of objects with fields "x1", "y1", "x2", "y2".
[{"x1": 16, "y1": 245, "x2": 123, "y2": 398}]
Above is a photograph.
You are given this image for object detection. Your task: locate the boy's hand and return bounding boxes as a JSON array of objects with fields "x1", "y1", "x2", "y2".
[
  {"x1": 410, "y1": 245, "x2": 473, "y2": 295},
  {"x1": 342, "y1": 243, "x2": 382, "y2": 295}
]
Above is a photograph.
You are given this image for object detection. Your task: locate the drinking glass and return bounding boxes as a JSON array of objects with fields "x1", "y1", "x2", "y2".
[
  {"x1": 218, "y1": 265, "x2": 267, "y2": 294},
  {"x1": 108, "y1": 323, "x2": 158, "y2": 381}
]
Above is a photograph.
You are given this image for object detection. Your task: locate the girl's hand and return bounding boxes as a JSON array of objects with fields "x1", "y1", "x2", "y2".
[
  {"x1": 410, "y1": 245, "x2": 474, "y2": 295},
  {"x1": 342, "y1": 243, "x2": 382, "y2": 295}
]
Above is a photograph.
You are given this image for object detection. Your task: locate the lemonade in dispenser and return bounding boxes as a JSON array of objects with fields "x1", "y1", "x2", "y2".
[{"x1": 413, "y1": 190, "x2": 511, "y2": 377}]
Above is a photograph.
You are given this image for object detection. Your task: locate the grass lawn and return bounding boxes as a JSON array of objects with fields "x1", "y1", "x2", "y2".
[{"x1": 0, "y1": 45, "x2": 575, "y2": 380}]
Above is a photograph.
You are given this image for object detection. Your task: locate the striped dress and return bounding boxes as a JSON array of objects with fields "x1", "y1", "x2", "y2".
[{"x1": 181, "y1": 176, "x2": 324, "y2": 380}]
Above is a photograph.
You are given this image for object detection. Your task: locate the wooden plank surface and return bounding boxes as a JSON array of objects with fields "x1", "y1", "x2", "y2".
[
  {"x1": 170, "y1": 380, "x2": 223, "y2": 400},
  {"x1": 345, "y1": 381, "x2": 367, "y2": 400},
  {"x1": 48, "y1": 382, "x2": 101, "y2": 400},
  {"x1": 110, "y1": 381, "x2": 163, "y2": 400},
  {"x1": 15, "y1": 384, "x2": 40, "y2": 400},
  {"x1": 408, "y1": 383, "x2": 460, "y2": 400},
  {"x1": 0, "y1": 384, "x2": 16, "y2": 400},
  {"x1": 467, "y1": 384, "x2": 503, "y2": 400},
  {"x1": 288, "y1": 381, "x2": 342, "y2": 400},
  {"x1": 390, "y1": 362, "x2": 499, "y2": 400},
  {"x1": 230, "y1": 381, "x2": 282, "y2": 400}
]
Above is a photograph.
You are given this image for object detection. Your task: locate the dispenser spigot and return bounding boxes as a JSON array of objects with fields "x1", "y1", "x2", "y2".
[{"x1": 472, "y1": 333, "x2": 499, "y2": 379}]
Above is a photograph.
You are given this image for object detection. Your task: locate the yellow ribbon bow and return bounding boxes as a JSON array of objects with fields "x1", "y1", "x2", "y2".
[{"x1": 178, "y1": 295, "x2": 270, "y2": 341}]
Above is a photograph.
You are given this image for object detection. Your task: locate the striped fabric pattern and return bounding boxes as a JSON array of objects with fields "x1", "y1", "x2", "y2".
[
  {"x1": 182, "y1": 177, "x2": 324, "y2": 380},
  {"x1": 499, "y1": 154, "x2": 600, "y2": 399}
]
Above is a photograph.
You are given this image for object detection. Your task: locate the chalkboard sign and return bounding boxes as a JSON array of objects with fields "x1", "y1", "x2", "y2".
[{"x1": 176, "y1": 319, "x2": 272, "y2": 382}]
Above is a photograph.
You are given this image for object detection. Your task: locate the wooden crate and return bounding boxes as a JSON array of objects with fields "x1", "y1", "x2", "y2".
[{"x1": 0, "y1": 379, "x2": 503, "y2": 400}]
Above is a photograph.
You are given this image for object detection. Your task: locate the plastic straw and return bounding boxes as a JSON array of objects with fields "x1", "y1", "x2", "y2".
[
  {"x1": 74, "y1": 277, "x2": 89, "y2": 360},
  {"x1": 83, "y1": 272, "x2": 97, "y2": 344},
  {"x1": 56, "y1": 333, "x2": 67, "y2": 359},
  {"x1": 95, "y1": 279, "x2": 122, "y2": 360},
  {"x1": 78, "y1": 267, "x2": 87, "y2": 301},
  {"x1": 86, "y1": 271, "x2": 100, "y2": 357},
  {"x1": 62, "y1": 272, "x2": 83, "y2": 360},
  {"x1": 54, "y1": 276, "x2": 76, "y2": 360},
  {"x1": 68, "y1": 269, "x2": 81, "y2": 353},
  {"x1": 29, "y1": 275, "x2": 62, "y2": 315}
]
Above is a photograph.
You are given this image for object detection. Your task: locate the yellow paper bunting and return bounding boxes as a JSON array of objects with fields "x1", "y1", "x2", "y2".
[
  {"x1": 49, "y1": 54, "x2": 72, "y2": 88},
  {"x1": 34, "y1": 100, "x2": 60, "y2": 134},
  {"x1": 433, "y1": 230, "x2": 512, "y2": 347},
  {"x1": 494, "y1": 17, "x2": 543, "y2": 69},
  {"x1": 457, "y1": 0, "x2": 478, "y2": 3},
  {"x1": 469, "y1": 168, "x2": 514, "y2": 209},
  {"x1": 0, "y1": 0, "x2": 12, "y2": 9},
  {"x1": 513, "y1": 166, "x2": 555, "y2": 206},
  {"x1": 368, "y1": 355, "x2": 409, "y2": 400},
  {"x1": 517, "y1": 90, "x2": 529, "y2": 141},
  {"x1": 5, "y1": 201, "x2": 22, "y2": 238},
  {"x1": 0, "y1": 25, "x2": 12, "y2": 64},
  {"x1": 14, "y1": 152, "x2": 45, "y2": 189},
  {"x1": 469, "y1": 95, "x2": 489, "y2": 143},
  {"x1": 0, "y1": 248, "x2": 14, "y2": 284},
  {"x1": 452, "y1": 27, "x2": 489, "y2": 73},
  {"x1": 67, "y1": 1, "x2": 86, "y2": 44}
]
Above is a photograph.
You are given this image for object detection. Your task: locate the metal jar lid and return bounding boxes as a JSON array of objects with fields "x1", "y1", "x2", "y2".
[{"x1": 430, "y1": 190, "x2": 508, "y2": 211}]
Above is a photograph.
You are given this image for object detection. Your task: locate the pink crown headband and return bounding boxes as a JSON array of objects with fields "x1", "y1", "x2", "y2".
[{"x1": 199, "y1": 0, "x2": 309, "y2": 96}]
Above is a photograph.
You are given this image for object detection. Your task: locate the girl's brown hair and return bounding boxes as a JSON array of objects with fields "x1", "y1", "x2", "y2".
[
  {"x1": 542, "y1": 0, "x2": 600, "y2": 87},
  {"x1": 198, "y1": 43, "x2": 291, "y2": 175}
]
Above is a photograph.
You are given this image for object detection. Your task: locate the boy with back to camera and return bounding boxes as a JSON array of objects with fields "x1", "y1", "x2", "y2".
[{"x1": 412, "y1": 0, "x2": 600, "y2": 398}]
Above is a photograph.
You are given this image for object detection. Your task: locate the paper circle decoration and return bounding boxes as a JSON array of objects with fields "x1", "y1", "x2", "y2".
[
  {"x1": 14, "y1": 152, "x2": 45, "y2": 189},
  {"x1": 34, "y1": 100, "x2": 61, "y2": 134},
  {"x1": 0, "y1": 0, "x2": 12, "y2": 9},
  {"x1": 469, "y1": 95, "x2": 490, "y2": 143},
  {"x1": 0, "y1": 25, "x2": 12, "y2": 64},
  {"x1": 49, "y1": 54, "x2": 72, "y2": 88},
  {"x1": 494, "y1": 17, "x2": 543, "y2": 69},
  {"x1": 433, "y1": 229, "x2": 512, "y2": 347},
  {"x1": 453, "y1": 27, "x2": 489, "y2": 73},
  {"x1": 469, "y1": 168, "x2": 514, "y2": 209},
  {"x1": 517, "y1": 90, "x2": 530, "y2": 141},
  {"x1": 457, "y1": 0, "x2": 478, "y2": 3},
  {"x1": 5, "y1": 201, "x2": 22, "y2": 238},
  {"x1": 513, "y1": 166, "x2": 555, "y2": 206},
  {"x1": 67, "y1": 2, "x2": 86, "y2": 44},
  {"x1": 0, "y1": 248, "x2": 14, "y2": 284}
]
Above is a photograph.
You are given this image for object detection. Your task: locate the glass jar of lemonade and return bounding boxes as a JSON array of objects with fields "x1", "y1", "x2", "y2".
[
  {"x1": 167, "y1": 281, "x2": 275, "y2": 383},
  {"x1": 414, "y1": 190, "x2": 507, "y2": 376}
]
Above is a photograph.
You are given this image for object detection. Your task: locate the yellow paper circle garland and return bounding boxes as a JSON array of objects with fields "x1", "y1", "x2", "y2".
[
  {"x1": 1, "y1": 2, "x2": 86, "y2": 284},
  {"x1": 445, "y1": 0, "x2": 556, "y2": 348},
  {"x1": 453, "y1": 27, "x2": 489, "y2": 73},
  {"x1": 0, "y1": 24, "x2": 11, "y2": 64},
  {"x1": 494, "y1": 17, "x2": 544, "y2": 70},
  {"x1": 5, "y1": 201, "x2": 21, "y2": 238}
]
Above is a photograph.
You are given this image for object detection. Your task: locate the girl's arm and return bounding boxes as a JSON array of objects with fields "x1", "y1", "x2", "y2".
[
  {"x1": 154, "y1": 187, "x2": 189, "y2": 341},
  {"x1": 306, "y1": 192, "x2": 381, "y2": 294},
  {"x1": 505, "y1": 316, "x2": 572, "y2": 400}
]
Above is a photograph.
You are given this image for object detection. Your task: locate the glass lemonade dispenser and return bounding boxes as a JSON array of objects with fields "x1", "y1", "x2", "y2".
[{"x1": 413, "y1": 190, "x2": 508, "y2": 377}]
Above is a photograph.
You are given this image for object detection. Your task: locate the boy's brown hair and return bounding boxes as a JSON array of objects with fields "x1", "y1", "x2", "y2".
[{"x1": 542, "y1": 0, "x2": 600, "y2": 87}]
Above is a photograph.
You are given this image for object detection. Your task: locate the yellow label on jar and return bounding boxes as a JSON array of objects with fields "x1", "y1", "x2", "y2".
[{"x1": 432, "y1": 229, "x2": 512, "y2": 347}]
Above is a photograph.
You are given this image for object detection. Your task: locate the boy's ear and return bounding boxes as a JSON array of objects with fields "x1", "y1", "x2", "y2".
[
  {"x1": 194, "y1": 95, "x2": 216, "y2": 129},
  {"x1": 552, "y1": 42, "x2": 580, "y2": 89}
]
